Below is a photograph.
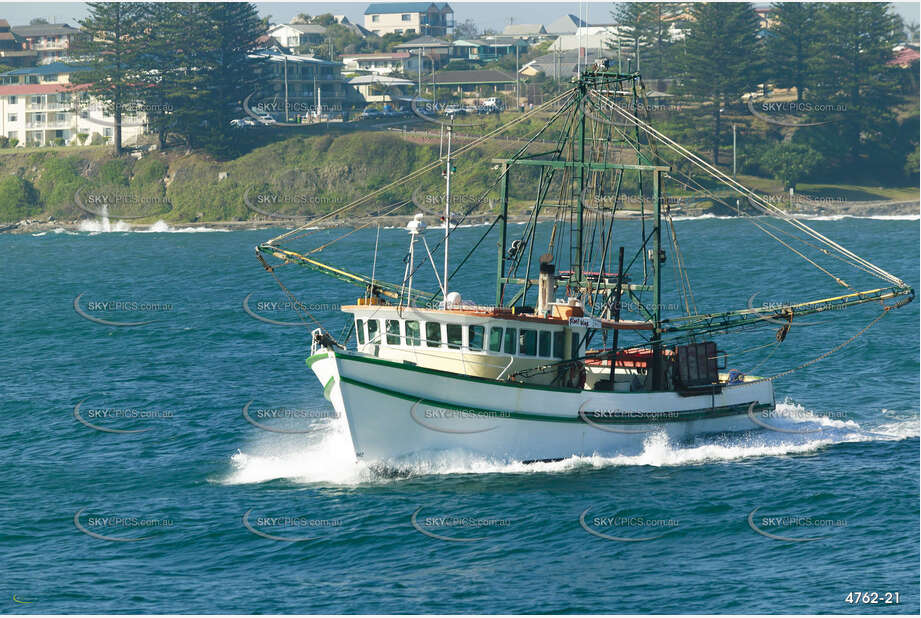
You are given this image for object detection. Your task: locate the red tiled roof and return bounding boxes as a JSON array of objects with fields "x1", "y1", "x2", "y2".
[
  {"x1": 888, "y1": 47, "x2": 920, "y2": 67},
  {"x1": 0, "y1": 82, "x2": 88, "y2": 95}
]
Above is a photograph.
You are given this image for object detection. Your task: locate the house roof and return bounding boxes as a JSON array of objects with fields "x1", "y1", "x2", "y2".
[
  {"x1": 11, "y1": 23, "x2": 80, "y2": 37},
  {"x1": 547, "y1": 14, "x2": 586, "y2": 34},
  {"x1": 342, "y1": 52, "x2": 410, "y2": 60},
  {"x1": 394, "y1": 36, "x2": 450, "y2": 49},
  {"x1": 1, "y1": 61, "x2": 84, "y2": 76},
  {"x1": 502, "y1": 24, "x2": 547, "y2": 35},
  {"x1": 348, "y1": 75, "x2": 414, "y2": 86},
  {"x1": 888, "y1": 46, "x2": 920, "y2": 67},
  {"x1": 0, "y1": 82, "x2": 87, "y2": 95},
  {"x1": 364, "y1": 3, "x2": 452, "y2": 15},
  {"x1": 248, "y1": 50, "x2": 338, "y2": 65},
  {"x1": 430, "y1": 69, "x2": 514, "y2": 85},
  {"x1": 270, "y1": 23, "x2": 327, "y2": 35}
]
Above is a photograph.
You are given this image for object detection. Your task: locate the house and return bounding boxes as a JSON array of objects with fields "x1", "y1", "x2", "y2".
[
  {"x1": 248, "y1": 49, "x2": 346, "y2": 116},
  {"x1": 394, "y1": 36, "x2": 452, "y2": 71},
  {"x1": 430, "y1": 69, "x2": 515, "y2": 97},
  {"x1": 0, "y1": 62, "x2": 146, "y2": 146},
  {"x1": 11, "y1": 23, "x2": 83, "y2": 64},
  {"x1": 341, "y1": 52, "x2": 410, "y2": 76},
  {"x1": 550, "y1": 33, "x2": 613, "y2": 53},
  {"x1": 364, "y1": 3, "x2": 454, "y2": 37},
  {"x1": 266, "y1": 23, "x2": 327, "y2": 50},
  {"x1": 546, "y1": 14, "x2": 586, "y2": 35},
  {"x1": 520, "y1": 49, "x2": 614, "y2": 80},
  {"x1": 451, "y1": 39, "x2": 529, "y2": 62},
  {"x1": 502, "y1": 24, "x2": 548, "y2": 40},
  {"x1": 0, "y1": 19, "x2": 37, "y2": 67},
  {"x1": 347, "y1": 74, "x2": 415, "y2": 106}
]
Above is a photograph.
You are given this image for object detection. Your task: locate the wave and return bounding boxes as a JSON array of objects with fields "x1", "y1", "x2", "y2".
[
  {"x1": 217, "y1": 401, "x2": 918, "y2": 487},
  {"x1": 76, "y1": 219, "x2": 230, "y2": 233},
  {"x1": 792, "y1": 214, "x2": 920, "y2": 221}
]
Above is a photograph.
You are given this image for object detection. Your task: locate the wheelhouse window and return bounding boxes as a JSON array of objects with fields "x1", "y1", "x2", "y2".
[
  {"x1": 425, "y1": 322, "x2": 442, "y2": 347},
  {"x1": 386, "y1": 320, "x2": 400, "y2": 345},
  {"x1": 539, "y1": 331, "x2": 551, "y2": 357},
  {"x1": 446, "y1": 324, "x2": 462, "y2": 349},
  {"x1": 406, "y1": 320, "x2": 421, "y2": 346},
  {"x1": 503, "y1": 328, "x2": 517, "y2": 354},
  {"x1": 356, "y1": 319, "x2": 365, "y2": 344},
  {"x1": 553, "y1": 331, "x2": 565, "y2": 359},
  {"x1": 468, "y1": 325, "x2": 484, "y2": 351},
  {"x1": 367, "y1": 319, "x2": 380, "y2": 343},
  {"x1": 488, "y1": 327, "x2": 502, "y2": 352},
  {"x1": 519, "y1": 329, "x2": 537, "y2": 356}
]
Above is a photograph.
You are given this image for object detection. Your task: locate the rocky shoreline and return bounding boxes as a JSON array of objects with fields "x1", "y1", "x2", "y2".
[{"x1": 3, "y1": 199, "x2": 918, "y2": 234}]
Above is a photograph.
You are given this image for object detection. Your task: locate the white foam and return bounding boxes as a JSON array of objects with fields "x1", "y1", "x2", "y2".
[
  {"x1": 218, "y1": 400, "x2": 917, "y2": 486},
  {"x1": 793, "y1": 214, "x2": 920, "y2": 221}
]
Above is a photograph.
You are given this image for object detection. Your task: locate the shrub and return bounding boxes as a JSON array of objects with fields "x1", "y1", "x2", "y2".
[{"x1": 0, "y1": 176, "x2": 40, "y2": 222}]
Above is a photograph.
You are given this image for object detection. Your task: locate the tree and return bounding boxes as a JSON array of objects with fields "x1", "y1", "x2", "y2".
[
  {"x1": 134, "y1": 2, "x2": 263, "y2": 156},
  {"x1": 678, "y1": 3, "x2": 763, "y2": 165},
  {"x1": 806, "y1": 2, "x2": 901, "y2": 166},
  {"x1": 760, "y1": 141, "x2": 822, "y2": 189},
  {"x1": 0, "y1": 176, "x2": 39, "y2": 223},
  {"x1": 767, "y1": 2, "x2": 819, "y2": 101},
  {"x1": 454, "y1": 19, "x2": 478, "y2": 40},
  {"x1": 29, "y1": 18, "x2": 49, "y2": 25},
  {"x1": 612, "y1": 2, "x2": 684, "y2": 78},
  {"x1": 72, "y1": 2, "x2": 147, "y2": 155}
]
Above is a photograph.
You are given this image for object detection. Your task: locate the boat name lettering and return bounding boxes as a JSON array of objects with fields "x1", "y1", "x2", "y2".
[{"x1": 569, "y1": 317, "x2": 602, "y2": 329}]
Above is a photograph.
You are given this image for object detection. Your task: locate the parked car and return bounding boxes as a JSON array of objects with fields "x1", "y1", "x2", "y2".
[
  {"x1": 360, "y1": 108, "x2": 382, "y2": 119},
  {"x1": 254, "y1": 114, "x2": 276, "y2": 125},
  {"x1": 230, "y1": 118, "x2": 257, "y2": 128},
  {"x1": 463, "y1": 105, "x2": 478, "y2": 114}
]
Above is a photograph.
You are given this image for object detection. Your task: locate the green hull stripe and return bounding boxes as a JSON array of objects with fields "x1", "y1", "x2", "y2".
[
  {"x1": 335, "y1": 350, "x2": 582, "y2": 393},
  {"x1": 338, "y1": 376, "x2": 771, "y2": 425},
  {"x1": 306, "y1": 352, "x2": 329, "y2": 369},
  {"x1": 323, "y1": 376, "x2": 335, "y2": 400}
]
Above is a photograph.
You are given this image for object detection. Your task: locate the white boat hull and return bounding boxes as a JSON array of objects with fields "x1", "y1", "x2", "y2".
[{"x1": 309, "y1": 348, "x2": 775, "y2": 463}]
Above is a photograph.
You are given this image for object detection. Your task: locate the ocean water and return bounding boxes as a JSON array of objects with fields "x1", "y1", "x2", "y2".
[{"x1": 1, "y1": 216, "x2": 918, "y2": 614}]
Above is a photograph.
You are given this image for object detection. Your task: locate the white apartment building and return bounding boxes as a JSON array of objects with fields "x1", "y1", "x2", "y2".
[
  {"x1": 0, "y1": 63, "x2": 145, "y2": 147},
  {"x1": 363, "y1": 2, "x2": 453, "y2": 37}
]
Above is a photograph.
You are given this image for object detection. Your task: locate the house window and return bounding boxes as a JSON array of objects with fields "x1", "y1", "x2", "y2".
[
  {"x1": 371, "y1": 15, "x2": 379, "y2": 22},
  {"x1": 405, "y1": 321, "x2": 421, "y2": 346},
  {"x1": 446, "y1": 324, "x2": 462, "y2": 349},
  {"x1": 30, "y1": 95, "x2": 42, "y2": 105},
  {"x1": 539, "y1": 331, "x2": 551, "y2": 357},
  {"x1": 519, "y1": 329, "x2": 537, "y2": 356},
  {"x1": 356, "y1": 319, "x2": 365, "y2": 344},
  {"x1": 55, "y1": 112, "x2": 66, "y2": 123},
  {"x1": 386, "y1": 320, "x2": 401, "y2": 345},
  {"x1": 503, "y1": 328, "x2": 517, "y2": 355},
  {"x1": 488, "y1": 327, "x2": 502, "y2": 352},
  {"x1": 103, "y1": 128, "x2": 113, "y2": 138},
  {"x1": 42, "y1": 74, "x2": 57, "y2": 82},
  {"x1": 402, "y1": 14, "x2": 411, "y2": 21},
  {"x1": 367, "y1": 318, "x2": 380, "y2": 343},
  {"x1": 468, "y1": 325, "x2": 484, "y2": 351},
  {"x1": 7, "y1": 113, "x2": 16, "y2": 122},
  {"x1": 7, "y1": 131, "x2": 16, "y2": 139},
  {"x1": 425, "y1": 322, "x2": 442, "y2": 347},
  {"x1": 8, "y1": 96, "x2": 16, "y2": 104}
]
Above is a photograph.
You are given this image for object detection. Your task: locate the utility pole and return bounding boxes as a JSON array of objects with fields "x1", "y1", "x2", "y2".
[
  {"x1": 515, "y1": 43, "x2": 519, "y2": 107},
  {"x1": 283, "y1": 54, "x2": 289, "y2": 123},
  {"x1": 732, "y1": 122, "x2": 737, "y2": 177}
]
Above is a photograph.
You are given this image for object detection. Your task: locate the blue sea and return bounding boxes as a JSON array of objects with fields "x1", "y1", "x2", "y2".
[{"x1": 1, "y1": 215, "x2": 918, "y2": 614}]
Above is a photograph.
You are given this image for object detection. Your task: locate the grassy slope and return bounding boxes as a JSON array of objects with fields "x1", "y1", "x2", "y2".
[{"x1": 0, "y1": 128, "x2": 916, "y2": 224}]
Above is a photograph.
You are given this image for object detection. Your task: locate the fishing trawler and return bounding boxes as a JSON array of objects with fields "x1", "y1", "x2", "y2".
[{"x1": 256, "y1": 61, "x2": 913, "y2": 463}]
